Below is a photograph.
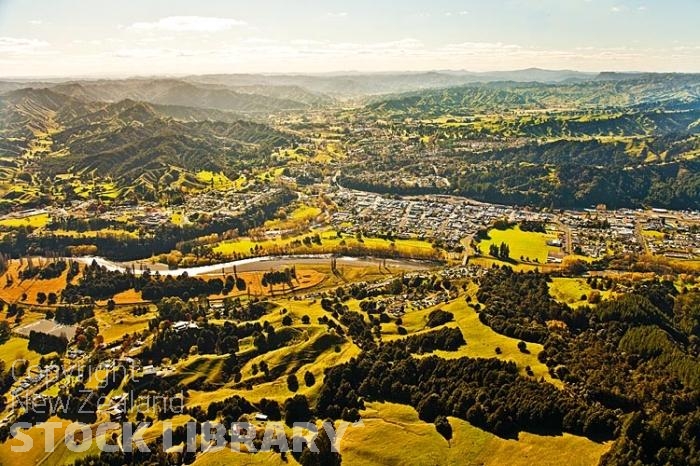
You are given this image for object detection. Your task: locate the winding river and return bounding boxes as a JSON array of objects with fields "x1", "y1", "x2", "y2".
[{"x1": 70, "y1": 254, "x2": 438, "y2": 276}]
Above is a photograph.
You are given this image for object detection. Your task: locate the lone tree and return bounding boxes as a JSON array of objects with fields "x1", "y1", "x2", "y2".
[
  {"x1": 517, "y1": 341, "x2": 528, "y2": 353},
  {"x1": 435, "y1": 415, "x2": 453, "y2": 442},
  {"x1": 287, "y1": 374, "x2": 299, "y2": 392}
]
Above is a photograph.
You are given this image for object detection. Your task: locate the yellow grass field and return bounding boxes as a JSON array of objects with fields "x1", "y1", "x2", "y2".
[
  {"x1": 476, "y1": 226, "x2": 561, "y2": 264},
  {"x1": 642, "y1": 229, "x2": 665, "y2": 240},
  {"x1": 381, "y1": 293, "x2": 560, "y2": 386},
  {"x1": 263, "y1": 204, "x2": 323, "y2": 230},
  {"x1": 0, "y1": 260, "x2": 79, "y2": 306},
  {"x1": 0, "y1": 417, "x2": 74, "y2": 466},
  {"x1": 93, "y1": 306, "x2": 155, "y2": 344},
  {"x1": 342, "y1": 402, "x2": 611, "y2": 466},
  {"x1": 235, "y1": 328, "x2": 358, "y2": 403},
  {"x1": 0, "y1": 213, "x2": 50, "y2": 229},
  {"x1": 0, "y1": 336, "x2": 43, "y2": 368},
  {"x1": 195, "y1": 170, "x2": 236, "y2": 190},
  {"x1": 669, "y1": 259, "x2": 700, "y2": 273},
  {"x1": 549, "y1": 277, "x2": 614, "y2": 307}
]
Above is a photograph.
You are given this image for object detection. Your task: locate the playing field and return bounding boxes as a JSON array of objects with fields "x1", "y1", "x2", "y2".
[{"x1": 476, "y1": 226, "x2": 561, "y2": 264}]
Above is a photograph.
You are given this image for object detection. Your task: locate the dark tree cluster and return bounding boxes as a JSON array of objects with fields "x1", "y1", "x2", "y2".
[
  {"x1": 339, "y1": 310, "x2": 376, "y2": 350},
  {"x1": 203, "y1": 394, "x2": 256, "y2": 425},
  {"x1": 261, "y1": 267, "x2": 297, "y2": 290},
  {"x1": 426, "y1": 309, "x2": 454, "y2": 328},
  {"x1": 52, "y1": 304, "x2": 95, "y2": 325},
  {"x1": 519, "y1": 220, "x2": 547, "y2": 233},
  {"x1": 317, "y1": 342, "x2": 617, "y2": 440},
  {"x1": 383, "y1": 327, "x2": 465, "y2": 354},
  {"x1": 27, "y1": 330, "x2": 69, "y2": 354},
  {"x1": 140, "y1": 273, "x2": 224, "y2": 301},
  {"x1": 475, "y1": 267, "x2": 571, "y2": 343},
  {"x1": 47, "y1": 217, "x2": 131, "y2": 233},
  {"x1": 61, "y1": 260, "x2": 244, "y2": 303},
  {"x1": 62, "y1": 260, "x2": 135, "y2": 302},
  {"x1": 536, "y1": 281, "x2": 700, "y2": 465},
  {"x1": 488, "y1": 242, "x2": 510, "y2": 260},
  {"x1": 142, "y1": 320, "x2": 258, "y2": 364},
  {"x1": 18, "y1": 260, "x2": 67, "y2": 280}
]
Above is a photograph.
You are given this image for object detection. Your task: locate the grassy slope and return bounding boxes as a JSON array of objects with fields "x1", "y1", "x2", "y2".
[
  {"x1": 342, "y1": 402, "x2": 610, "y2": 466},
  {"x1": 381, "y1": 290, "x2": 560, "y2": 386},
  {"x1": 0, "y1": 336, "x2": 43, "y2": 368},
  {"x1": 0, "y1": 261, "x2": 76, "y2": 306},
  {"x1": 549, "y1": 277, "x2": 615, "y2": 308},
  {"x1": 93, "y1": 306, "x2": 155, "y2": 344}
]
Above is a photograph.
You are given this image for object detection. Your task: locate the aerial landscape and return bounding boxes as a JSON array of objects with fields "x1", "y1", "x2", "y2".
[{"x1": 0, "y1": 1, "x2": 699, "y2": 465}]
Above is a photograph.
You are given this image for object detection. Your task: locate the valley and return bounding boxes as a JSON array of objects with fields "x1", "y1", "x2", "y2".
[{"x1": 0, "y1": 71, "x2": 698, "y2": 466}]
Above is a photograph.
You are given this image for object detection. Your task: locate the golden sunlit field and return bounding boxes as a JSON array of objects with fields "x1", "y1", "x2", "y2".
[
  {"x1": 0, "y1": 260, "x2": 79, "y2": 306},
  {"x1": 341, "y1": 402, "x2": 611, "y2": 466},
  {"x1": 476, "y1": 226, "x2": 561, "y2": 264}
]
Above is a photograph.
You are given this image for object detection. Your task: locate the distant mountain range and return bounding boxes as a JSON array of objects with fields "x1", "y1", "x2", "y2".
[
  {"x1": 6, "y1": 69, "x2": 697, "y2": 101},
  {"x1": 182, "y1": 69, "x2": 598, "y2": 97}
]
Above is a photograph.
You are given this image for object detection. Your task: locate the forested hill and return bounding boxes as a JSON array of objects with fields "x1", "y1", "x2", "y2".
[
  {"x1": 367, "y1": 74, "x2": 700, "y2": 116},
  {"x1": 336, "y1": 74, "x2": 700, "y2": 210},
  {"x1": 0, "y1": 87, "x2": 298, "y2": 200}
]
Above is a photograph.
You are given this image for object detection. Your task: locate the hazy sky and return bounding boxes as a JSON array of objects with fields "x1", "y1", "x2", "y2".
[{"x1": 1, "y1": 0, "x2": 699, "y2": 77}]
